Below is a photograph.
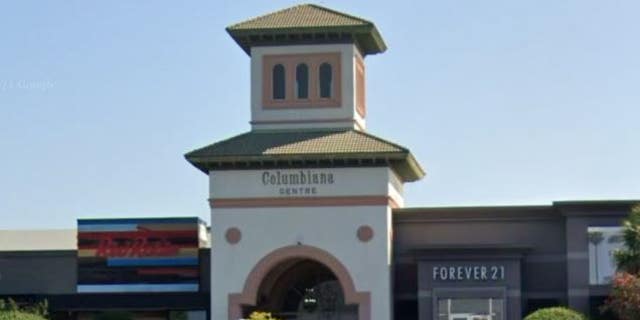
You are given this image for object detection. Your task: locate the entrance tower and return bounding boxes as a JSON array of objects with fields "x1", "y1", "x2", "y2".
[{"x1": 186, "y1": 4, "x2": 425, "y2": 320}]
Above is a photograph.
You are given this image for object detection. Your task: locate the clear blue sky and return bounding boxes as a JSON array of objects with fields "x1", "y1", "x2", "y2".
[{"x1": 1, "y1": 1, "x2": 639, "y2": 229}]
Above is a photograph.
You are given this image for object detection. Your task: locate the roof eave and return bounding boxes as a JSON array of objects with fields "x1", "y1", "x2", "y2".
[
  {"x1": 364, "y1": 25, "x2": 387, "y2": 54},
  {"x1": 397, "y1": 152, "x2": 426, "y2": 182},
  {"x1": 186, "y1": 151, "x2": 406, "y2": 164},
  {"x1": 226, "y1": 24, "x2": 386, "y2": 56},
  {"x1": 185, "y1": 151, "x2": 424, "y2": 183}
]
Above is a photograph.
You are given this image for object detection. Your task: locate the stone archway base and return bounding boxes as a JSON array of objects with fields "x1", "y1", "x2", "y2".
[{"x1": 228, "y1": 245, "x2": 371, "y2": 320}]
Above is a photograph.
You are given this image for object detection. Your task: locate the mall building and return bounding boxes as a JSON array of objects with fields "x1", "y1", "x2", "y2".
[{"x1": 0, "y1": 4, "x2": 637, "y2": 320}]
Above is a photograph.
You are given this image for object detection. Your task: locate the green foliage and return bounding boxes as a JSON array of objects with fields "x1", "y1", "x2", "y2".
[
  {"x1": 92, "y1": 311, "x2": 133, "y2": 320},
  {"x1": 524, "y1": 307, "x2": 586, "y2": 320},
  {"x1": 603, "y1": 272, "x2": 640, "y2": 320},
  {"x1": 19, "y1": 301, "x2": 47, "y2": 318},
  {"x1": 0, "y1": 311, "x2": 47, "y2": 320},
  {"x1": 602, "y1": 204, "x2": 640, "y2": 320},
  {"x1": 0, "y1": 299, "x2": 19, "y2": 313},
  {"x1": 614, "y1": 204, "x2": 640, "y2": 274},
  {"x1": 248, "y1": 311, "x2": 280, "y2": 320},
  {"x1": 0, "y1": 299, "x2": 48, "y2": 320}
]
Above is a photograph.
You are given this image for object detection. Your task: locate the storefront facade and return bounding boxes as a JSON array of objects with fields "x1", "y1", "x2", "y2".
[
  {"x1": 0, "y1": 4, "x2": 636, "y2": 320},
  {"x1": 0, "y1": 218, "x2": 211, "y2": 320},
  {"x1": 0, "y1": 202, "x2": 633, "y2": 320},
  {"x1": 182, "y1": 4, "x2": 636, "y2": 320},
  {"x1": 393, "y1": 203, "x2": 634, "y2": 320}
]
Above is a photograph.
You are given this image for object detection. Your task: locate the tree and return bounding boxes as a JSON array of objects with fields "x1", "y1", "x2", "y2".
[
  {"x1": 614, "y1": 204, "x2": 640, "y2": 274},
  {"x1": 603, "y1": 204, "x2": 640, "y2": 320}
]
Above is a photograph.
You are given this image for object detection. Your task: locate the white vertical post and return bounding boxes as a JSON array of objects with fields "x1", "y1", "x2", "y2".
[{"x1": 489, "y1": 298, "x2": 493, "y2": 320}]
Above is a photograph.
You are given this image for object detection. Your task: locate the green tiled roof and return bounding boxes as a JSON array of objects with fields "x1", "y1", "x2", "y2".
[
  {"x1": 185, "y1": 130, "x2": 424, "y2": 182},
  {"x1": 228, "y1": 4, "x2": 371, "y2": 30},
  {"x1": 226, "y1": 4, "x2": 386, "y2": 56}
]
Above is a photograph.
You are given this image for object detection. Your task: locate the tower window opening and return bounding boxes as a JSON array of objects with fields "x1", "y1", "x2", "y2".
[
  {"x1": 262, "y1": 53, "x2": 340, "y2": 108},
  {"x1": 319, "y1": 63, "x2": 332, "y2": 98},
  {"x1": 296, "y1": 63, "x2": 309, "y2": 99},
  {"x1": 272, "y1": 64, "x2": 286, "y2": 100}
]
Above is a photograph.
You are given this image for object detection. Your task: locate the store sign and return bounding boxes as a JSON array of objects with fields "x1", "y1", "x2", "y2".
[
  {"x1": 77, "y1": 217, "x2": 203, "y2": 293},
  {"x1": 432, "y1": 265, "x2": 506, "y2": 282},
  {"x1": 261, "y1": 170, "x2": 336, "y2": 196},
  {"x1": 95, "y1": 229, "x2": 180, "y2": 258},
  {"x1": 210, "y1": 167, "x2": 388, "y2": 199}
]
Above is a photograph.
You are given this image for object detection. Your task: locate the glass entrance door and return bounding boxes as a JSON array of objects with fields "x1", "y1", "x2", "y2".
[
  {"x1": 449, "y1": 315, "x2": 493, "y2": 320},
  {"x1": 449, "y1": 314, "x2": 486, "y2": 320},
  {"x1": 437, "y1": 298, "x2": 504, "y2": 320},
  {"x1": 247, "y1": 259, "x2": 358, "y2": 320}
]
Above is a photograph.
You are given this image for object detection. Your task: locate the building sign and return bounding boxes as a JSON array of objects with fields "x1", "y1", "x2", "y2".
[
  {"x1": 432, "y1": 265, "x2": 506, "y2": 282},
  {"x1": 210, "y1": 167, "x2": 391, "y2": 199},
  {"x1": 93, "y1": 229, "x2": 182, "y2": 258},
  {"x1": 77, "y1": 217, "x2": 205, "y2": 293},
  {"x1": 261, "y1": 170, "x2": 335, "y2": 196}
]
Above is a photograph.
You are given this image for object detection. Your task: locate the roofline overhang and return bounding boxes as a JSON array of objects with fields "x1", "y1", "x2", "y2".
[
  {"x1": 226, "y1": 24, "x2": 387, "y2": 56},
  {"x1": 185, "y1": 151, "x2": 424, "y2": 182}
]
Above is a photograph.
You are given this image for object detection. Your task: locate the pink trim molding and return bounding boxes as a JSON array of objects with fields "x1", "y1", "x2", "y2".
[
  {"x1": 251, "y1": 117, "x2": 365, "y2": 130},
  {"x1": 228, "y1": 245, "x2": 371, "y2": 320},
  {"x1": 355, "y1": 54, "x2": 366, "y2": 118},
  {"x1": 210, "y1": 195, "x2": 398, "y2": 209},
  {"x1": 250, "y1": 117, "x2": 355, "y2": 124}
]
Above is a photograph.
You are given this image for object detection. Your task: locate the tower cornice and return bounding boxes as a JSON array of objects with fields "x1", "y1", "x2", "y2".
[{"x1": 226, "y1": 4, "x2": 386, "y2": 56}]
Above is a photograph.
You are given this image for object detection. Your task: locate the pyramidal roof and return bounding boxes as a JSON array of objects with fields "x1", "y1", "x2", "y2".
[
  {"x1": 226, "y1": 4, "x2": 387, "y2": 56},
  {"x1": 185, "y1": 129, "x2": 424, "y2": 182},
  {"x1": 228, "y1": 4, "x2": 371, "y2": 30}
]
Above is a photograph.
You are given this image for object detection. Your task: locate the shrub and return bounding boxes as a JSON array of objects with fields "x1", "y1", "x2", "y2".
[
  {"x1": 19, "y1": 301, "x2": 47, "y2": 318},
  {"x1": 247, "y1": 312, "x2": 280, "y2": 320},
  {"x1": 524, "y1": 307, "x2": 586, "y2": 320},
  {"x1": 603, "y1": 272, "x2": 640, "y2": 320},
  {"x1": 0, "y1": 311, "x2": 47, "y2": 320},
  {"x1": 0, "y1": 299, "x2": 47, "y2": 320}
]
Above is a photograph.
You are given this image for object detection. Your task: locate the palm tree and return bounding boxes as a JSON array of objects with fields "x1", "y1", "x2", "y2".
[{"x1": 614, "y1": 204, "x2": 640, "y2": 274}]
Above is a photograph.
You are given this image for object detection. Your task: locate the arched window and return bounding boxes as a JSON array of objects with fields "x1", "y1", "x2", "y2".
[
  {"x1": 296, "y1": 63, "x2": 309, "y2": 99},
  {"x1": 272, "y1": 64, "x2": 285, "y2": 100},
  {"x1": 319, "y1": 63, "x2": 332, "y2": 98}
]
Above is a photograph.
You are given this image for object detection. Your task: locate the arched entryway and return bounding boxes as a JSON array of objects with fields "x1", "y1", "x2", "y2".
[
  {"x1": 228, "y1": 245, "x2": 370, "y2": 320},
  {"x1": 249, "y1": 259, "x2": 357, "y2": 319}
]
